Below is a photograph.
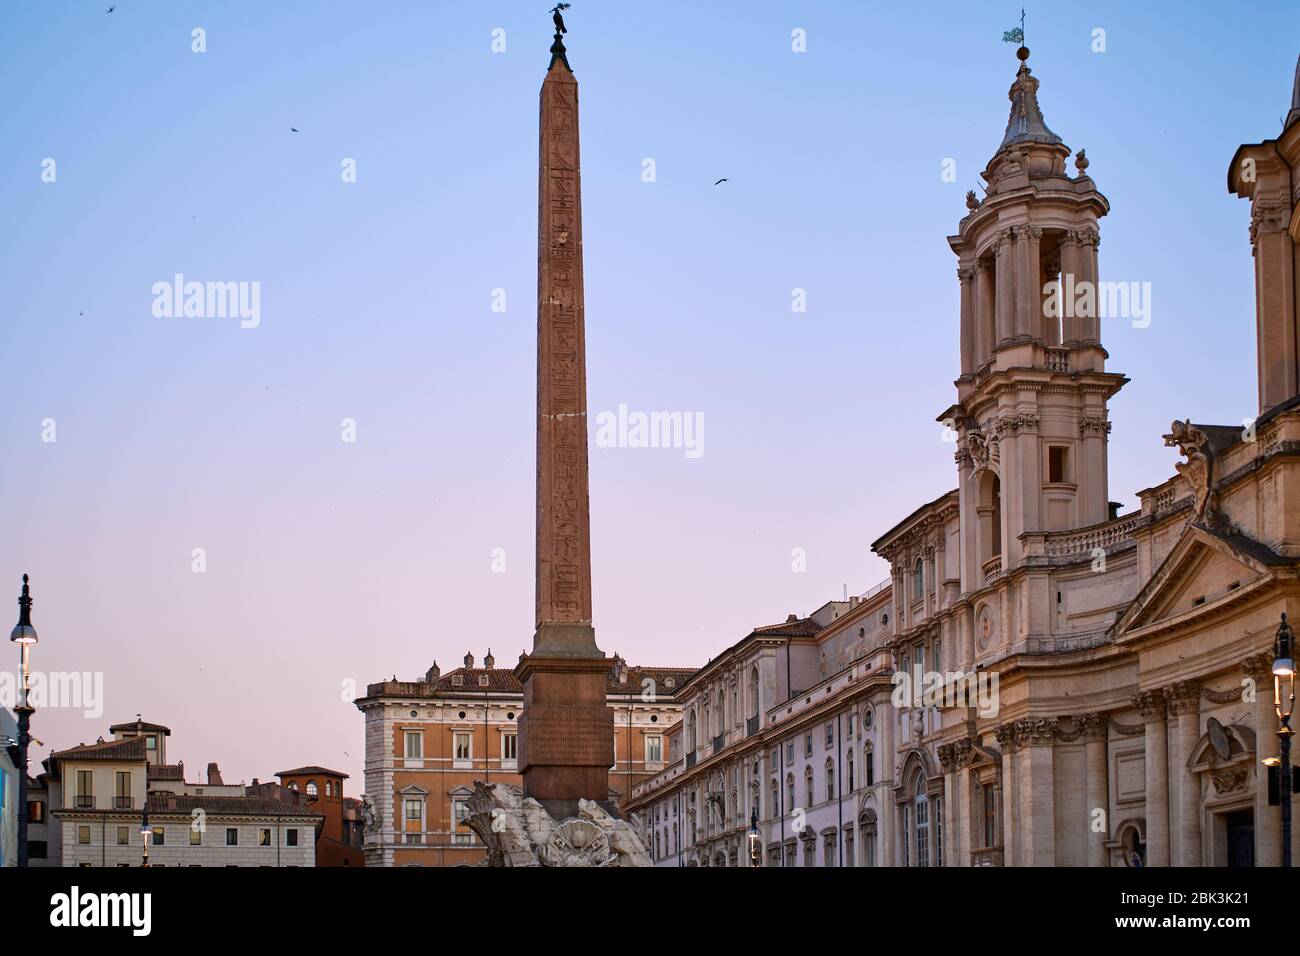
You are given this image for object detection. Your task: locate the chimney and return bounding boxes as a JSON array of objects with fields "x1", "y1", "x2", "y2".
[
  {"x1": 251, "y1": 777, "x2": 259, "y2": 786},
  {"x1": 484, "y1": 649, "x2": 495, "y2": 669},
  {"x1": 207, "y1": 762, "x2": 223, "y2": 785},
  {"x1": 426, "y1": 661, "x2": 441, "y2": 681},
  {"x1": 464, "y1": 651, "x2": 475, "y2": 669},
  {"x1": 786, "y1": 614, "x2": 798, "y2": 623}
]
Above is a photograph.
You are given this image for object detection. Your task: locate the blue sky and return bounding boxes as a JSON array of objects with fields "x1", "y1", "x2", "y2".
[{"x1": 0, "y1": 0, "x2": 1294, "y2": 785}]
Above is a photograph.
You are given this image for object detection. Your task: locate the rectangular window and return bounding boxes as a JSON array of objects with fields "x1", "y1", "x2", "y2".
[
  {"x1": 825, "y1": 723, "x2": 834, "y2": 747},
  {"x1": 786, "y1": 741, "x2": 794, "y2": 763},
  {"x1": 117, "y1": 826, "x2": 129, "y2": 846},
  {"x1": 502, "y1": 733, "x2": 518, "y2": 762},
  {"x1": 1049, "y1": 445, "x2": 1068, "y2": 483},
  {"x1": 804, "y1": 734, "x2": 812, "y2": 758},
  {"x1": 866, "y1": 751, "x2": 875, "y2": 787},
  {"x1": 454, "y1": 732, "x2": 472, "y2": 766},
  {"x1": 403, "y1": 731, "x2": 423, "y2": 760},
  {"x1": 287, "y1": 829, "x2": 299, "y2": 847},
  {"x1": 226, "y1": 828, "x2": 238, "y2": 846},
  {"x1": 934, "y1": 639, "x2": 942, "y2": 674},
  {"x1": 190, "y1": 826, "x2": 202, "y2": 846},
  {"x1": 404, "y1": 797, "x2": 422, "y2": 821},
  {"x1": 76, "y1": 770, "x2": 93, "y2": 808},
  {"x1": 153, "y1": 827, "x2": 165, "y2": 846},
  {"x1": 452, "y1": 798, "x2": 473, "y2": 845},
  {"x1": 78, "y1": 825, "x2": 91, "y2": 845},
  {"x1": 645, "y1": 735, "x2": 663, "y2": 764},
  {"x1": 259, "y1": 828, "x2": 271, "y2": 847},
  {"x1": 28, "y1": 800, "x2": 44, "y2": 823},
  {"x1": 982, "y1": 784, "x2": 998, "y2": 848},
  {"x1": 115, "y1": 771, "x2": 131, "y2": 809}
]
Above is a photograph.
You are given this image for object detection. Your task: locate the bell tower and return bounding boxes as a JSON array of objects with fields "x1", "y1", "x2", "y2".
[{"x1": 943, "y1": 46, "x2": 1128, "y2": 592}]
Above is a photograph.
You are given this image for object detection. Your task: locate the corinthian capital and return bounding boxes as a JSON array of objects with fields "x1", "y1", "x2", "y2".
[
  {"x1": 1166, "y1": 681, "x2": 1202, "y2": 717},
  {"x1": 1134, "y1": 689, "x2": 1167, "y2": 721}
]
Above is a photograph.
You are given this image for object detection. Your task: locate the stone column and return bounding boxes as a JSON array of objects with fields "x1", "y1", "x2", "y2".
[
  {"x1": 1016, "y1": 718, "x2": 1057, "y2": 865},
  {"x1": 1244, "y1": 653, "x2": 1281, "y2": 866},
  {"x1": 1167, "y1": 681, "x2": 1203, "y2": 866},
  {"x1": 1078, "y1": 226, "x2": 1101, "y2": 346},
  {"x1": 958, "y1": 266, "x2": 977, "y2": 377},
  {"x1": 994, "y1": 229, "x2": 1016, "y2": 349},
  {"x1": 1082, "y1": 713, "x2": 1109, "y2": 868},
  {"x1": 1249, "y1": 201, "x2": 1297, "y2": 413},
  {"x1": 881, "y1": 693, "x2": 897, "y2": 866},
  {"x1": 1041, "y1": 253, "x2": 1061, "y2": 346},
  {"x1": 995, "y1": 723, "x2": 1018, "y2": 866},
  {"x1": 1137, "y1": 690, "x2": 1170, "y2": 866},
  {"x1": 976, "y1": 259, "x2": 995, "y2": 368},
  {"x1": 1059, "y1": 230, "x2": 1082, "y2": 347},
  {"x1": 1013, "y1": 226, "x2": 1033, "y2": 341}
]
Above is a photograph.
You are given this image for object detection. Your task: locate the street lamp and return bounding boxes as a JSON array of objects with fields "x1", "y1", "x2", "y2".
[
  {"x1": 9, "y1": 574, "x2": 38, "y2": 868},
  {"x1": 1273, "y1": 612, "x2": 1296, "y2": 867},
  {"x1": 748, "y1": 806, "x2": 761, "y2": 867},
  {"x1": 140, "y1": 805, "x2": 153, "y2": 867}
]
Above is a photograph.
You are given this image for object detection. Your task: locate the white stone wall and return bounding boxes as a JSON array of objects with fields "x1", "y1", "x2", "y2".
[{"x1": 59, "y1": 818, "x2": 318, "y2": 867}]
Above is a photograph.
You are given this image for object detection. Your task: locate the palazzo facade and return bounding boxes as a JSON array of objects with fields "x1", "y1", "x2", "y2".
[{"x1": 624, "y1": 49, "x2": 1300, "y2": 867}]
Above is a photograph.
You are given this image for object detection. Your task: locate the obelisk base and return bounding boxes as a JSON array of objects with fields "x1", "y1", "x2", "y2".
[{"x1": 515, "y1": 638, "x2": 615, "y2": 820}]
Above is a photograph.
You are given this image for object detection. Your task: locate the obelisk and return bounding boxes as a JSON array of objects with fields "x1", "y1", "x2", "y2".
[{"x1": 514, "y1": 14, "x2": 616, "y2": 818}]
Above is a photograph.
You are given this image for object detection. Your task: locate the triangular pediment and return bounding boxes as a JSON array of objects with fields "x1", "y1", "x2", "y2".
[{"x1": 1113, "y1": 524, "x2": 1280, "y2": 641}]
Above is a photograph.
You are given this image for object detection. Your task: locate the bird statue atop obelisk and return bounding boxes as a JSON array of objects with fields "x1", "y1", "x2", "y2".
[{"x1": 514, "y1": 3, "x2": 617, "y2": 821}]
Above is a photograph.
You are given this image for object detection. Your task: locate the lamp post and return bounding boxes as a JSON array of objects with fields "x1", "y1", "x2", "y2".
[
  {"x1": 140, "y1": 804, "x2": 153, "y2": 867},
  {"x1": 9, "y1": 574, "x2": 38, "y2": 868},
  {"x1": 748, "y1": 806, "x2": 761, "y2": 867},
  {"x1": 1273, "y1": 612, "x2": 1296, "y2": 867}
]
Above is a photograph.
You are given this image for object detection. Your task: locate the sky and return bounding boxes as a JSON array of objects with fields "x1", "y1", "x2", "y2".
[{"x1": 1, "y1": 0, "x2": 1296, "y2": 789}]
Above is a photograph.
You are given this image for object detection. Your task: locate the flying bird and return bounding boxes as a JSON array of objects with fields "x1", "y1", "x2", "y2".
[
  {"x1": 290, "y1": 127, "x2": 299, "y2": 133},
  {"x1": 714, "y1": 178, "x2": 729, "y2": 186},
  {"x1": 107, "y1": 5, "x2": 115, "y2": 12},
  {"x1": 551, "y1": 3, "x2": 570, "y2": 34}
]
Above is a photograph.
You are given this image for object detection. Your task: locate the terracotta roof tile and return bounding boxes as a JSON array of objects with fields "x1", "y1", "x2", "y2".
[
  {"x1": 276, "y1": 766, "x2": 349, "y2": 779},
  {"x1": 144, "y1": 794, "x2": 323, "y2": 818},
  {"x1": 51, "y1": 737, "x2": 146, "y2": 762}
]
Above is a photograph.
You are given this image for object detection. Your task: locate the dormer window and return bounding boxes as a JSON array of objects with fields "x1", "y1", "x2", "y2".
[
  {"x1": 478, "y1": 674, "x2": 489, "y2": 687},
  {"x1": 451, "y1": 674, "x2": 464, "y2": 686}
]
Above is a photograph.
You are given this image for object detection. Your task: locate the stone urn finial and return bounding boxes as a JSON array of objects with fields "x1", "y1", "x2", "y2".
[
  {"x1": 1074, "y1": 148, "x2": 1089, "y2": 174},
  {"x1": 965, "y1": 189, "x2": 979, "y2": 211}
]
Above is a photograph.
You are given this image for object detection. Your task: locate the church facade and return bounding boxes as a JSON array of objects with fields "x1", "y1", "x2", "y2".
[{"x1": 623, "y1": 48, "x2": 1300, "y2": 867}]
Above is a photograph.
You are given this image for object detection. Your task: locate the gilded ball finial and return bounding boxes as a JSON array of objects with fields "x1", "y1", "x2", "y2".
[{"x1": 1017, "y1": 46, "x2": 1030, "y2": 62}]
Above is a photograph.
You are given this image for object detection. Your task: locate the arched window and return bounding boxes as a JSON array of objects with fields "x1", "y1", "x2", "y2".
[
  {"x1": 770, "y1": 778, "x2": 779, "y2": 816},
  {"x1": 910, "y1": 767, "x2": 929, "y2": 868},
  {"x1": 786, "y1": 773, "x2": 795, "y2": 810},
  {"x1": 306, "y1": 780, "x2": 318, "y2": 797},
  {"x1": 687, "y1": 708, "x2": 698, "y2": 753},
  {"x1": 804, "y1": 766, "x2": 814, "y2": 808},
  {"x1": 859, "y1": 809, "x2": 878, "y2": 867},
  {"x1": 825, "y1": 758, "x2": 835, "y2": 800},
  {"x1": 325, "y1": 781, "x2": 334, "y2": 797},
  {"x1": 913, "y1": 559, "x2": 924, "y2": 600},
  {"x1": 749, "y1": 666, "x2": 760, "y2": 720},
  {"x1": 978, "y1": 471, "x2": 1002, "y2": 562},
  {"x1": 847, "y1": 749, "x2": 855, "y2": 792}
]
